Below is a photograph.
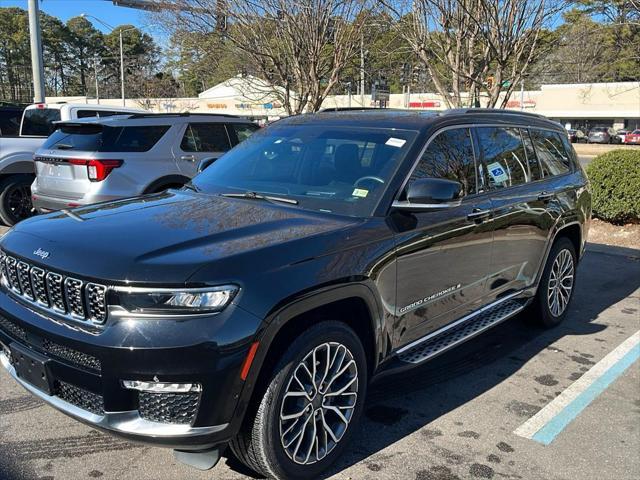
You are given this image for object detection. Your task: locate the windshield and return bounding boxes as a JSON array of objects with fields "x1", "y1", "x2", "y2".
[
  {"x1": 42, "y1": 124, "x2": 170, "y2": 152},
  {"x1": 21, "y1": 108, "x2": 61, "y2": 136},
  {"x1": 192, "y1": 124, "x2": 418, "y2": 217}
]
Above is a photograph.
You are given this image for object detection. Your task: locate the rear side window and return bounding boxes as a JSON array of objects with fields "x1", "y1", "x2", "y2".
[
  {"x1": 530, "y1": 129, "x2": 571, "y2": 176},
  {"x1": 411, "y1": 128, "x2": 477, "y2": 196},
  {"x1": 42, "y1": 125, "x2": 170, "y2": 152},
  {"x1": 232, "y1": 123, "x2": 259, "y2": 143},
  {"x1": 76, "y1": 110, "x2": 126, "y2": 119},
  {"x1": 0, "y1": 109, "x2": 22, "y2": 136},
  {"x1": 476, "y1": 127, "x2": 529, "y2": 188},
  {"x1": 181, "y1": 123, "x2": 231, "y2": 152},
  {"x1": 21, "y1": 108, "x2": 61, "y2": 136}
]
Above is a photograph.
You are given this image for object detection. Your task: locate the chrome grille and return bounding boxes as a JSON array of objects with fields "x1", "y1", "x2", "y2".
[
  {"x1": 30, "y1": 267, "x2": 48, "y2": 306},
  {"x1": 64, "y1": 278, "x2": 85, "y2": 318},
  {"x1": 17, "y1": 261, "x2": 34, "y2": 300},
  {"x1": 0, "y1": 253, "x2": 108, "y2": 325},
  {"x1": 86, "y1": 284, "x2": 107, "y2": 322},
  {"x1": 46, "y1": 272, "x2": 66, "y2": 312},
  {"x1": 5, "y1": 256, "x2": 20, "y2": 294}
]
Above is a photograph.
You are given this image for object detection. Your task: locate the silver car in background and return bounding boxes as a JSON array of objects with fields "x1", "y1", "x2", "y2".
[{"x1": 31, "y1": 113, "x2": 259, "y2": 212}]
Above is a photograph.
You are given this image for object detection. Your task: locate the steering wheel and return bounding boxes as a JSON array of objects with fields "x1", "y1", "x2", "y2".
[{"x1": 354, "y1": 176, "x2": 385, "y2": 187}]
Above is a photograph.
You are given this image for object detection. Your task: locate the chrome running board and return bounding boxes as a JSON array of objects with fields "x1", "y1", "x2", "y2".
[{"x1": 397, "y1": 296, "x2": 525, "y2": 365}]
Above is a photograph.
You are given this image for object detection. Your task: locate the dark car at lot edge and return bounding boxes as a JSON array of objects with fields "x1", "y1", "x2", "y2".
[{"x1": 0, "y1": 109, "x2": 591, "y2": 480}]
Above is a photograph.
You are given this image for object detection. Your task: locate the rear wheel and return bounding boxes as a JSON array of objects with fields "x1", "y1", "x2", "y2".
[
  {"x1": 530, "y1": 237, "x2": 577, "y2": 328},
  {"x1": 0, "y1": 174, "x2": 35, "y2": 226},
  {"x1": 231, "y1": 321, "x2": 367, "y2": 480}
]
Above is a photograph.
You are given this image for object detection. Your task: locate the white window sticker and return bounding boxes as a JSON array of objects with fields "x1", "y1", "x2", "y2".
[
  {"x1": 487, "y1": 162, "x2": 509, "y2": 183},
  {"x1": 352, "y1": 188, "x2": 369, "y2": 198},
  {"x1": 385, "y1": 137, "x2": 406, "y2": 148}
]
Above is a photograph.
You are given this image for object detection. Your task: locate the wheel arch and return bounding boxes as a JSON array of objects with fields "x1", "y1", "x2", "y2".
[
  {"x1": 231, "y1": 284, "x2": 386, "y2": 435},
  {"x1": 142, "y1": 174, "x2": 191, "y2": 194}
]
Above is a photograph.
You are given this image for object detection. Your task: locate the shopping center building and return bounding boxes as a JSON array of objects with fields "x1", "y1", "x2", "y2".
[{"x1": 51, "y1": 78, "x2": 640, "y2": 131}]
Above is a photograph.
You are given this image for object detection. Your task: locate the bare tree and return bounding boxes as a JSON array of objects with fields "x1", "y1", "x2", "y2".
[
  {"x1": 384, "y1": 0, "x2": 566, "y2": 108},
  {"x1": 165, "y1": 0, "x2": 369, "y2": 114}
]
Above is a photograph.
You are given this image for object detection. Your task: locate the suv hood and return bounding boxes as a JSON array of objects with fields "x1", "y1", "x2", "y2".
[{"x1": 2, "y1": 191, "x2": 359, "y2": 284}]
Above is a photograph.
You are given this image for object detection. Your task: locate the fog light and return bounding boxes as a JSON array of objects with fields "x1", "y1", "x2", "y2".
[{"x1": 122, "y1": 380, "x2": 202, "y2": 393}]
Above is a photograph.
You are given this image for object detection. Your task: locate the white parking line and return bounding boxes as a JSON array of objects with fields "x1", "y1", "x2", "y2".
[{"x1": 514, "y1": 330, "x2": 640, "y2": 445}]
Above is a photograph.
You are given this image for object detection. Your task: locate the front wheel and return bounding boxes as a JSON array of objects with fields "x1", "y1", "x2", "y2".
[
  {"x1": 530, "y1": 237, "x2": 577, "y2": 328},
  {"x1": 231, "y1": 321, "x2": 367, "y2": 480},
  {"x1": 0, "y1": 174, "x2": 36, "y2": 226}
]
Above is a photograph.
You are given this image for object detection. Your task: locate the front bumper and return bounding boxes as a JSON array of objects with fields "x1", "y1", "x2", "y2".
[{"x1": 0, "y1": 291, "x2": 262, "y2": 450}]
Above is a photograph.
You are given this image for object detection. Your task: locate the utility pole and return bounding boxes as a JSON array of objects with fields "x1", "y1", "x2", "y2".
[
  {"x1": 94, "y1": 57, "x2": 100, "y2": 104},
  {"x1": 27, "y1": 0, "x2": 46, "y2": 103},
  {"x1": 120, "y1": 31, "x2": 126, "y2": 106},
  {"x1": 360, "y1": 33, "x2": 365, "y2": 107}
]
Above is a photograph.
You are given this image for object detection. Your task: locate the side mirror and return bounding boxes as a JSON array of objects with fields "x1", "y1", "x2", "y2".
[
  {"x1": 393, "y1": 178, "x2": 463, "y2": 210},
  {"x1": 197, "y1": 157, "x2": 218, "y2": 173}
]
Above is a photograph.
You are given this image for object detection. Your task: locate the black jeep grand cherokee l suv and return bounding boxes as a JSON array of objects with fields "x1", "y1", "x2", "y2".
[{"x1": 0, "y1": 109, "x2": 590, "y2": 479}]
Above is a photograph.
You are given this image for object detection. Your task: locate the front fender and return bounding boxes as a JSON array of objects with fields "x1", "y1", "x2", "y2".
[{"x1": 226, "y1": 282, "x2": 387, "y2": 441}]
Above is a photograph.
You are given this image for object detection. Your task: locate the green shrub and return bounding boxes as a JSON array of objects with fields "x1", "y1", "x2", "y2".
[{"x1": 586, "y1": 149, "x2": 640, "y2": 224}]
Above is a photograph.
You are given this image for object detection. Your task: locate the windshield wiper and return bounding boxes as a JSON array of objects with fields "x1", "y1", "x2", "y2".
[
  {"x1": 221, "y1": 191, "x2": 298, "y2": 205},
  {"x1": 55, "y1": 143, "x2": 74, "y2": 150}
]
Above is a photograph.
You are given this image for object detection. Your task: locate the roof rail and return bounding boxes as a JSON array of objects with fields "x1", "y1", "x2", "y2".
[
  {"x1": 442, "y1": 108, "x2": 547, "y2": 119},
  {"x1": 128, "y1": 112, "x2": 241, "y2": 119},
  {"x1": 319, "y1": 107, "x2": 407, "y2": 113}
]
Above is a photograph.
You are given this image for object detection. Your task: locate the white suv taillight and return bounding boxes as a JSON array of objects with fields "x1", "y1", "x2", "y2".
[{"x1": 69, "y1": 159, "x2": 123, "y2": 182}]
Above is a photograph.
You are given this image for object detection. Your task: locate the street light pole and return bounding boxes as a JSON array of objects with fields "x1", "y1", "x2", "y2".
[
  {"x1": 27, "y1": 0, "x2": 46, "y2": 103},
  {"x1": 94, "y1": 57, "x2": 100, "y2": 104},
  {"x1": 120, "y1": 31, "x2": 126, "y2": 106},
  {"x1": 81, "y1": 14, "x2": 138, "y2": 107},
  {"x1": 360, "y1": 33, "x2": 365, "y2": 107}
]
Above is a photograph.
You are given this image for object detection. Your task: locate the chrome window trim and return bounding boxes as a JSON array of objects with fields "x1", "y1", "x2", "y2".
[{"x1": 393, "y1": 122, "x2": 569, "y2": 207}]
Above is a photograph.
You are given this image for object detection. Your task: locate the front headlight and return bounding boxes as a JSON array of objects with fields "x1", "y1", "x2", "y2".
[{"x1": 114, "y1": 285, "x2": 238, "y2": 316}]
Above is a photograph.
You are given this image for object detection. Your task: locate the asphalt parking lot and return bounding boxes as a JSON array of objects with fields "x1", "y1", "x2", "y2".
[{"x1": 0, "y1": 231, "x2": 638, "y2": 480}]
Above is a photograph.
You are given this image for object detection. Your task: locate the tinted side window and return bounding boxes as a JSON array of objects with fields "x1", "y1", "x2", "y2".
[
  {"x1": 21, "y1": 108, "x2": 61, "y2": 136},
  {"x1": 0, "y1": 109, "x2": 21, "y2": 136},
  {"x1": 232, "y1": 123, "x2": 259, "y2": 144},
  {"x1": 181, "y1": 123, "x2": 231, "y2": 152},
  {"x1": 521, "y1": 129, "x2": 542, "y2": 181},
  {"x1": 42, "y1": 125, "x2": 170, "y2": 152},
  {"x1": 530, "y1": 129, "x2": 571, "y2": 176},
  {"x1": 100, "y1": 125, "x2": 170, "y2": 152},
  {"x1": 476, "y1": 127, "x2": 529, "y2": 189},
  {"x1": 411, "y1": 128, "x2": 477, "y2": 196},
  {"x1": 77, "y1": 110, "x2": 100, "y2": 118}
]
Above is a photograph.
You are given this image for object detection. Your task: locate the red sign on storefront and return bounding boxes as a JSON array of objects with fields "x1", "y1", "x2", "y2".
[{"x1": 409, "y1": 101, "x2": 441, "y2": 108}]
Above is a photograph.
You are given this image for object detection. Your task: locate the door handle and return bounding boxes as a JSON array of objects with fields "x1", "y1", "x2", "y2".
[
  {"x1": 467, "y1": 208, "x2": 492, "y2": 221},
  {"x1": 537, "y1": 192, "x2": 555, "y2": 201},
  {"x1": 180, "y1": 155, "x2": 196, "y2": 162}
]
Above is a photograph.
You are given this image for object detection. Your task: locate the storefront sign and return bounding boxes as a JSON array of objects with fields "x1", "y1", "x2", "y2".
[{"x1": 409, "y1": 101, "x2": 441, "y2": 108}]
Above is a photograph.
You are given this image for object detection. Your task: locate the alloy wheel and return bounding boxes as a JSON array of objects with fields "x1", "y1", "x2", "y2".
[
  {"x1": 547, "y1": 248, "x2": 574, "y2": 317},
  {"x1": 7, "y1": 184, "x2": 34, "y2": 222},
  {"x1": 279, "y1": 342, "x2": 358, "y2": 465}
]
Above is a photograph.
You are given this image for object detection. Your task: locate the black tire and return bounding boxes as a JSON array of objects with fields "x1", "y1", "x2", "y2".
[
  {"x1": 231, "y1": 321, "x2": 367, "y2": 480},
  {"x1": 530, "y1": 237, "x2": 577, "y2": 328},
  {"x1": 0, "y1": 174, "x2": 35, "y2": 226}
]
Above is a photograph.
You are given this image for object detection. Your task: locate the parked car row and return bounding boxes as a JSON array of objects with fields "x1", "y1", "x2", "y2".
[
  {"x1": 0, "y1": 103, "x2": 259, "y2": 226},
  {"x1": 565, "y1": 126, "x2": 639, "y2": 145},
  {"x1": 0, "y1": 102, "x2": 143, "y2": 225},
  {"x1": 0, "y1": 108, "x2": 591, "y2": 479}
]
